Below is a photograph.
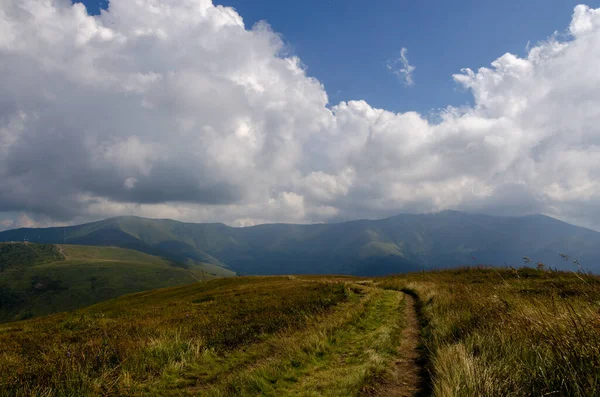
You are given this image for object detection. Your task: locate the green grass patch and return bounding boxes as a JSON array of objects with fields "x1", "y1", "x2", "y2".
[{"x1": 202, "y1": 286, "x2": 404, "y2": 397}]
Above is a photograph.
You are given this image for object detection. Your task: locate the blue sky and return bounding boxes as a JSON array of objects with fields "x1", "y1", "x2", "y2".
[{"x1": 76, "y1": 0, "x2": 599, "y2": 114}]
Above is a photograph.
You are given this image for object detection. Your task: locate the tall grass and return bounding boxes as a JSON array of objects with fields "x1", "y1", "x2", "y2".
[{"x1": 379, "y1": 267, "x2": 600, "y2": 396}]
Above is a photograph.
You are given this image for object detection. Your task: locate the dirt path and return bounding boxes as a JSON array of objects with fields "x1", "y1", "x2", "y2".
[{"x1": 373, "y1": 293, "x2": 428, "y2": 397}]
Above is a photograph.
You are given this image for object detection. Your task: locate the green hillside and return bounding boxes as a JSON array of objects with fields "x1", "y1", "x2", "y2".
[
  {"x1": 1, "y1": 211, "x2": 599, "y2": 276},
  {"x1": 1, "y1": 268, "x2": 598, "y2": 396},
  {"x1": 0, "y1": 243, "x2": 226, "y2": 323},
  {"x1": 0, "y1": 217, "x2": 236, "y2": 276}
]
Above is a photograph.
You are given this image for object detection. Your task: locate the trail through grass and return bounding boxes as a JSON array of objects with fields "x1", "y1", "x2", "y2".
[
  {"x1": 379, "y1": 267, "x2": 600, "y2": 397},
  {"x1": 0, "y1": 277, "x2": 407, "y2": 396},
  {"x1": 198, "y1": 286, "x2": 404, "y2": 397},
  {"x1": 0, "y1": 278, "x2": 413, "y2": 397},
  {"x1": 371, "y1": 293, "x2": 428, "y2": 397},
  {"x1": 5, "y1": 267, "x2": 595, "y2": 396}
]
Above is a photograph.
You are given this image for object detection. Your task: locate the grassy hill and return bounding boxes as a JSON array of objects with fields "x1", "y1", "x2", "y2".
[
  {"x1": 0, "y1": 268, "x2": 598, "y2": 396},
  {"x1": 1, "y1": 211, "x2": 600, "y2": 275},
  {"x1": 0, "y1": 217, "x2": 235, "y2": 277},
  {"x1": 0, "y1": 243, "x2": 228, "y2": 323}
]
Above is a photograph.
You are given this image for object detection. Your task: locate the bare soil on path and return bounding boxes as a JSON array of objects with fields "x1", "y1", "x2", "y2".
[{"x1": 372, "y1": 293, "x2": 428, "y2": 397}]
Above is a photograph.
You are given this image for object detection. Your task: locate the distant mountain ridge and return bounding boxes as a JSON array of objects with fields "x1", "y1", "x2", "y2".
[{"x1": 0, "y1": 211, "x2": 598, "y2": 275}]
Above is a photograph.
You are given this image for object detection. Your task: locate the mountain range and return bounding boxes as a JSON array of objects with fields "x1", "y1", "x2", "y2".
[{"x1": 0, "y1": 211, "x2": 598, "y2": 275}]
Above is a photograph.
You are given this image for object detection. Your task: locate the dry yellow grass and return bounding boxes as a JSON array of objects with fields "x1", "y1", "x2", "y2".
[
  {"x1": 3, "y1": 267, "x2": 599, "y2": 396},
  {"x1": 378, "y1": 267, "x2": 600, "y2": 396}
]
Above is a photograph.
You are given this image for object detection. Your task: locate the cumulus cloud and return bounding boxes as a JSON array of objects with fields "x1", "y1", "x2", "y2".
[
  {"x1": 0, "y1": 1, "x2": 600, "y2": 229},
  {"x1": 387, "y1": 47, "x2": 416, "y2": 86}
]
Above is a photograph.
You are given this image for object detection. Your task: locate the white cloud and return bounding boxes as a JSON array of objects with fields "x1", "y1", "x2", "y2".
[
  {"x1": 1, "y1": 1, "x2": 600, "y2": 230},
  {"x1": 387, "y1": 47, "x2": 416, "y2": 86}
]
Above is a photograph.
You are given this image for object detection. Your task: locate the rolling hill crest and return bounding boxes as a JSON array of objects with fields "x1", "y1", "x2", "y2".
[{"x1": 0, "y1": 211, "x2": 599, "y2": 275}]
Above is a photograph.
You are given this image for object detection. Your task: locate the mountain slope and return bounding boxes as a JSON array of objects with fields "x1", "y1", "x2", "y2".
[
  {"x1": 0, "y1": 211, "x2": 598, "y2": 275},
  {"x1": 0, "y1": 243, "x2": 219, "y2": 322}
]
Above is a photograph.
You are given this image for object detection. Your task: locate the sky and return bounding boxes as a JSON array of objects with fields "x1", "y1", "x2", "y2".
[{"x1": 1, "y1": 0, "x2": 600, "y2": 230}]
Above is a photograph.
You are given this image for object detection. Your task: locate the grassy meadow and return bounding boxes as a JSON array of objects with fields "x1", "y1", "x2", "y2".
[
  {"x1": 1, "y1": 266, "x2": 599, "y2": 396},
  {"x1": 0, "y1": 276, "x2": 408, "y2": 396}
]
